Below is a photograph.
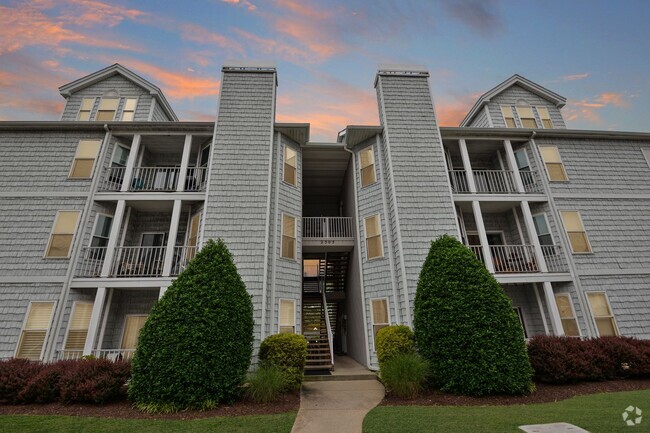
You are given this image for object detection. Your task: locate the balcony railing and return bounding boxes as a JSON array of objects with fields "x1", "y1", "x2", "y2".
[
  {"x1": 303, "y1": 217, "x2": 354, "y2": 239},
  {"x1": 541, "y1": 245, "x2": 569, "y2": 273},
  {"x1": 111, "y1": 246, "x2": 166, "y2": 277},
  {"x1": 56, "y1": 349, "x2": 134, "y2": 361},
  {"x1": 170, "y1": 245, "x2": 198, "y2": 275},
  {"x1": 99, "y1": 167, "x2": 126, "y2": 191},
  {"x1": 57, "y1": 350, "x2": 83, "y2": 360},
  {"x1": 99, "y1": 166, "x2": 207, "y2": 192},
  {"x1": 449, "y1": 169, "x2": 541, "y2": 194},
  {"x1": 184, "y1": 167, "x2": 208, "y2": 192},
  {"x1": 470, "y1": 244, "x2": 539, "y2": 273},
  {"x1": 75, "y1": 246, "x2": 107, "y2": 277}
]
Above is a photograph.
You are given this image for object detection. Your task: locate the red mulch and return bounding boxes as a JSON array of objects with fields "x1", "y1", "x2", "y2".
[
  {"x1": 382, "y1": 378, "x2": 650, "y2": 406},
  {"x1": 0, "y1": 391, "x2": 300, "y2": 420}
]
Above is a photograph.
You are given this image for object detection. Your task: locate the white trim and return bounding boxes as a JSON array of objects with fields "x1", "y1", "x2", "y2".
[
  {"x1": 95, "y1": 97, "x2": 119, "y2": 122},
  {"x1": 559, "y1": 210, "x2": 593, "y2": 254},
  {"x1": 278, "y1": 298, "x2": 296, "y2": 334},
  {"x1": 68, "y1": 139, "x2": 102, "y2": 180},
  {"x1": 14, "y1": 301, "x2": 56, "y2": 360},
  {"x1": 369, "y1": 297, "x2": 391, "y2": 352},
  {"x1": 97, "y1": 288, "x2": 113, "y2": 352},
  {"x1": 642, "y1": 148, "x2": 650, "y2": 168},
  {"x1": 516, "y1": 105, "x2": 539, "y2": 128},
  {"x1": 44, "y1": 210, "x2": 82, "y2": 259},
  {"x1": 270, "y1": 132, "x2": 282, "y2": 337},
  {"x1": 554, "y1": 292, "x2": 581, "y2": 337},
  {"x1": 280, "y1": 213, "x2": 297, "y2": 261},
  {"x1": 88, "y1": 213, "x2": 113, "y2": 248},
  {"x1": 538, "y1": 145, "x2": 569, "y2": 182},
  {"x1": 282, "y1": 141, "x2": 298, "y2": 188},
  {"x1": 363, "y1": 214, "x2": 384, "y2": 260},
  {"x1": 535, "y1": 106, "x2": 553, "y2": 129},
  {"x1": 585, "y1": 291, "x2": 620, "y2": 337},
  {"x1": 531, "y1": 212, "x2": 554, "y2": 245},
  {"x1": 483, "y1": 105, "x2": 493, "y2": 127},
  {"x1": 533, "y1": 283, "x2": 550, "y2": 335},
  {"x1": 147, "y1": 96, "x2": 157, "y2": 121},
  {"x1": 62, "y1": 301, "x2": 93, "y2": 351},
  {"x1": 119, "y1": 96, "x2": 139, "y2": 122},
  {"x1": 77, "y1": 97, "x2": 97, "y2": 121},
  {"x1": 514, "y1": 148, "x2": 531, "y2": 171},
  {"x1": 512, "y1": 306, "x2": 528, "y2": 338},
  {"x1": 358, "y1": 145, "x2": 377, "y2": 188},
  {"x1": 500, "y1": 105, "x2": 516, "y2": 128}
]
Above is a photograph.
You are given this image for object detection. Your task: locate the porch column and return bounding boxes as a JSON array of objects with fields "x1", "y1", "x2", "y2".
[
  {"x1": 159, "y1": 285, "x2": 168, "y2": 299},
  {"x1": 101, "y1": 200, "x2": 126, "y2": 277},
  {"x1": 176, "y1": 134, "x2": 192, "y2": 192},
  {"x1": 520, "y1": 201, "x2": 548, "y2": 272},
  {"x1": 458, "y1": 139, "x2": 477, "y2": 193},
  {"x1": 472, "y1": 201, "x2": 495, "y2": 273},
  {"x1": 83, "y1": 287, "x2": 107, "y2": 356},
  {"x1": 120, "y1": 134, "x2": 141, "y2": 192},
  {"x1": 533, "y1": 283, "x2": 550, "y2": 335},
  {"x1": 162, "y1": 199, "x2": 182, "y2": 277},
  {"x1": 503, "y1": 140, "x2": 525, "y2": 193},
  {"x1": 542, "y1": 282, "x2": 565, "y2": 336}
]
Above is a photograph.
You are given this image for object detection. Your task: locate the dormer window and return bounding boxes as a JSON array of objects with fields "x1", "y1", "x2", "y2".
[
  {"x1": 96, "y1": 98, "x2": 119, "y2": 121},
  {"x1": 77, "y1": 98, "x2": 95, "y2": 121},
  {"x1": 501, "y1": 106, "x2": 517, "y2": 128},
  {"x1": 516, "y1": 106, "x2": 538, "y2": 128},
  {"x1": 121, "y1": 98, "x2": 137, "y2": 121},
  {"x1": 537, "y1": 107, "x2": 553, "y2": 128}
]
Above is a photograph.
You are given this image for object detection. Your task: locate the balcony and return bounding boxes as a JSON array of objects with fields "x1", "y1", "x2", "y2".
[
  {"x1": 449, "y1": 170, "x2": 543, "y2": 194},
  {"x1": 303, "y1": 217, "x2": 355, "y2": 252},
  {"x1": 98, "y1": 166, "x2": 207, "y2": 193},
  {"x1": 469, "y1": 244, "x2": 569, "y2": 274}
]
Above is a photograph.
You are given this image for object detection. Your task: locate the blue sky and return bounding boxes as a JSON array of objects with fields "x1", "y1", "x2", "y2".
[{"x1": 1, "y1": 0, "x2": 648, "y2": 140}]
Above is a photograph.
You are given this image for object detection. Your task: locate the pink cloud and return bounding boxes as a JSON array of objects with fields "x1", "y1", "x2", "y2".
[
  {"x1": 565, "y1": 92, "x2": 630, "y2": 124},
  {"x1": 435, "y1": 92, "x2": 482, "y2": 126},
  {"x1": 233, "y1": 28, "x2": 312, "y2": 63},
  {"x1": 562, "y1": 73, "x2": 590, "y2": 81},
  {"x1": 179, "y1": 23, "x2": 244, "y2": 53},
  {"x1": 222, "y1": 0, "x2": 257, "y2": 11},
  {"x1": 62, "y1": 0, "x2": 147, "y2": 28}
]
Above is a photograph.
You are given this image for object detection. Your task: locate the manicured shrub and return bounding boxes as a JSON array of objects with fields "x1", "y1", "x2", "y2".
[
  {"x1": 259, "y1": 333, "x2": 307, "y2": 391},
  {"x1": 17, "y1": 361, "x2": 74, "y2": 404},
  {"x1": 59, "y1": 359, "x2": 131, "y2": 403},
  {"x1": 414, "y1": 235, "x2": 534, "y2": 396},
  {"x1": 380, "y1": 353, "x2": 429, "y2": 399},
  {"x1": 592, "y1": 336, "x2": 650, "y2": 379},
  {"x1": 0, "y1": 358, "x2": 43, "y2": 404},
  {"x1": 129, "y1": 239, "x2": 255, "y2": 412},
  {"x1": 376, "y1": 325, "x2": 415, "y2": 369},
  {"x1": 245, "y1": 365, "x2": 286, "y2": 403}
]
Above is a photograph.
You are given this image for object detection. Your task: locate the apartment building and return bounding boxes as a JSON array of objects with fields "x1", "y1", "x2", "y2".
[{"x1": 0, "y1": 62, "x2": 648, "y2": 371}]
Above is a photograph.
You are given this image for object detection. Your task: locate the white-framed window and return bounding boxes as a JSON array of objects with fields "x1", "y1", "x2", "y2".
[
  {"x1": 281, "y1": 214, "x2": 297, "y2": 260},
  {"x1": 45, "y1": 211, "x2": 81, "y2": 258},
  {"x1": 514, "y1": 149, "x2": 530, "y2": 171},
  {"x1": 532, "y1": 213, "x2": 554, "y2": 246},
  {"x1": 554, "y1": 293, "x2": 580, "y2": 337},
  {"x1": 359, "y1": 146, "x2": 376, "y2": 187},
  {"x1": 90, "y1": 214, "x2": 113, "y2": 248},
  {"x1": 279, "y1": 299, "x2": 296, "y2": 334},
  {"x1": 539, "y1": 146, "x2": 569, "y2": 181},
  {"x1": 586, "y1": 292, "x2": 619, "y2": 337},
  {"x1": 15, "y1": 301, "x2": 55, "y2": 360},
  {"x1": 642, "y1": 148, "x2": 650, "y2": 168},
  {"x1": 303, "y1": 259, "x2": 320, "y2": 278},
  {"x1": 121, "y1": 315, "x2": 148, "y2": 351},
  {"x1": 63, "y1": 302, "x2": 93, "y2": 353},
  {"x1": 370, "y1": 298, "x2": 390, "y2": 346},
  {"x1": 516, "y1": 106, "x2": 538, "y2": 128},
  {"x1": 560, "y1": 211, "x2": 592, "y2": 253},
  {"x1": 96, "y1": 98, "x2": 119, "y2": 121},
  {"x1": 364, "y1": 214, "x2": 383, "y2": 260},
  {"x1": 120, "y1": 98, "x2": 137, "y2": 121},
  {"x1": 69, "y1": 139, "x2": 101, "y2": 179},
  {"x1": 284, "y1": 145, "x2": 297, "y2": 186},
  {"x1": 77, "y1": 98, "x2": 95, "y2": 121},
  {"x1": 536, "y1": 107, "x2": 553, "y2": 128},
  {"x1": 513, "y1": 307, "x2": 528, "y2": 338},
  {"x1": 501, "y1": 106, "x2": 517, "y2": 128}
]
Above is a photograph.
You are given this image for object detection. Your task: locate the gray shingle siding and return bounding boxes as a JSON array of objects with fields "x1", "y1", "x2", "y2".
[
  {"x1": 488, "y1": 84, "x2": 566, "y2": 129},
  {"x1": 151, "y1": 101, "x2": 171, "y2": 122},
  {"x1": 100, "y1": 289, "x2": 158, "y2": 350},
  {"x1": 467, "y1": 107, "x2": 491, "y2": 128}
]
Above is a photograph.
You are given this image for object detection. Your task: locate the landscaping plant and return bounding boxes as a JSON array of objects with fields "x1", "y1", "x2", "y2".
[
  {"x1": 258, "y1": 333, "x2": 307, "y2": 391},
  {"x1": 413, "y1": 235, "x2": 534, "y2": 396},
  {"x1": 380, "y1": 353, "x2": 429, "y2": 399},
  {"x1": 376, "y1": 325, "x2": 415, "y2": 370},
  {"x1": 245, "y1": 365, "x2": 286, "y2": 403},
  {"x1": 128, "y1": 239, "x2": 254, "y2": 412}
]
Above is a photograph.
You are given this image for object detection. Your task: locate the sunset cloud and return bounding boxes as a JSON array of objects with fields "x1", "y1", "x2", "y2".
[
  {"x1": 443, "y1": 0, "x2": 504, "y2": 37},
  {"x1": 222, "y1": 0, "x2": 257, "y2": 11},
  {"x1": 179, "y1": 23, "x2": 244, "y2": 53},
  {"x1": 561, "y1": 73, "x2": 590, "y2": 81},
  {"x1": 565, "y1": 92, "x2": 630, "y2": 124},
  {"x1": 435, "y1": 92, "x2": 482, "y2": 126},
  {"x1": 62, "y1": 0, "x2": 147, "y2": 28}
]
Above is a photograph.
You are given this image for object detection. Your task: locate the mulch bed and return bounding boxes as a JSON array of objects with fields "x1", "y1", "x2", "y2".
[
  {"x1": 382, "y1": 378, "x2": 650, "y2": 406},
  {"x1": 0, "y1": 391, "x2": 300, "y2": 420}
]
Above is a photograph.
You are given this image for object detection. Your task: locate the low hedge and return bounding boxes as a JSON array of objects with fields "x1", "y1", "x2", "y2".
[
  {"x1": 528, "y1": 335, "x2": 650, "y2": 384},
  {"x1": 376, "y1": 325, "x2": 415, "y2": 369},
  {"x1": 0, "y1": 358, "x2": 131, "y2": 405},
  {"x1": 258, "y1": 333, "x2": 307, "y2": 391}
]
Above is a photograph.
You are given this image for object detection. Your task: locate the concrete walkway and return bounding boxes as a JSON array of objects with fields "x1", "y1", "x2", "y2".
[{"x1": 291, "y1": 357, "x2": 385, "y2": 433}]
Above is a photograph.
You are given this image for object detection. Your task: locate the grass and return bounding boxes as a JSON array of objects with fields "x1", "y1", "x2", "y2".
[
  {"x1": 0, "y1": 412, "x2": 297, "y2": 433},
  {"x1": 363, "y1": 389, "x2": 649, "y2": 433}
]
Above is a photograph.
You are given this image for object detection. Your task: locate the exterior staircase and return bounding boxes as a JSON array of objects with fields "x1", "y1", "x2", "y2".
[{"x1": 302, "y1": 299, "x2": 332, "y2": 370}]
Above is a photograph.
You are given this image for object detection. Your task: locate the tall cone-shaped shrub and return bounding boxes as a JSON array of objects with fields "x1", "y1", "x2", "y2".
[
  {"x1": 414, "y1": 235, "x2": 533, "y2": 396},
  {"x1": 129, "y1": 239, "x2": 254, "y2": 412}
]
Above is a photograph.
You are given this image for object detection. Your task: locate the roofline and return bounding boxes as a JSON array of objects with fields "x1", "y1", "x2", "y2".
[
  {"x1": 0, "y1": 121, "x2": 213, "y2": 133},
  {"x1": 339, "y1": 125, "x2": 384, "y2": 147},
  {"x1": 58, "y1": 64, "x2": 179, "y2": 121},
  {"x1": 440, "y1": 127, "x2": 650, "y2": 141},
  {"x1": 460, "y1": 74, "x2": 567, "y2": 127}
]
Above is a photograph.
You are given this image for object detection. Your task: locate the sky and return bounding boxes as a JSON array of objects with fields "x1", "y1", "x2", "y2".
[{"x1": 1, "y1": 0, "x2": 649, "y2": 141}]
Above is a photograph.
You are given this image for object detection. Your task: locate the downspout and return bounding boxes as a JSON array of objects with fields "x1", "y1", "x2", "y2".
[{"x1": 343, "y1": 143, "x2": 372, "y2": 369}]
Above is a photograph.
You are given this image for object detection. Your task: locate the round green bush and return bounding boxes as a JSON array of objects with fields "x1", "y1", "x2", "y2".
[
  {"x1": 414, "y1": 235, "x2": 534, "y2": 396},
  {"x1": 259, "y1": 333, "x2": 307, "y2": 391},
  {"x1": 376, "y1": 325, "x2": 415, "y2": 368},
  {"x1": 128, "y1": 239, "x2": 254, "y2": 412},
  {"x1": 380, "y1": 353, "x2": 429, "y2": 399}
]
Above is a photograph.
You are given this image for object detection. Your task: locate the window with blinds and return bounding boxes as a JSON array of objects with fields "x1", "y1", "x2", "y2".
[
  {"x1": 64, "y1": 302, "x2": 93, "y2": 352},
  {"x1": 77, "y1": 98, "x2": 95, "y2": 121},
  {"x1": 121, "y1": 98, "x2": 137, "y2": 121},
  {"x1": 371, "y1": 298, "x2": 389, "y2": 345},
  {"x1": 586, "y1": 292, "x2": 618, "y2": 337},
  {"x1": 121, "y1": 315, "x2": 148, "y2": 350},
  {"x1": 45, "y1": 211, "x2": 81, "y2": 258},
  {"x1": 69, "y1": 139, "x2": 101, "y2": 179},
  {"x1": 554, "y1": 294, "x2": 580, "y2": 336},
  {"x1": 501, "y1": 106, "x2": 517, "y2": 128},
  {"x1": 364, "y1": 215, "x2": 383, "y2": 259},
  {"x1": 536, "y1": 107, "x2": 553, "y2": 128},
  {"x1": 284, "y1": 146, "x2": 297, "y2": 186},
  {"x1": 539, "y1": 146, "x2": 569, "y2": 181},
  {"x1": 560, "y1": 211, "x2": 592, "y2": 253},
  {"x1": 281, "y1": 214, "x2": 296, "y2": 259},
  {"x1": 516, "y1": 106, "x2": 538, "y2": 128},
  {"x1": 96, "y1": 98, "x2": 119, "y2": 121},
  {"x1": 16, "y1": 302, "x2": 55, "y2": 360},
  {"x1": 279, "y1": 299, "x2": 296, "y2": 334},
  {"x1": 359, "y1": 147, "x2": 376, "y2": 187}
]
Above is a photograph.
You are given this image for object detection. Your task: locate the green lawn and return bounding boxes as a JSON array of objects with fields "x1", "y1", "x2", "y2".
[
  {"x1": 0, "y1": 412, "x2": 296, "y2": 433},
  {"x1": 363, "y1": 390, "x2": 649, "y2": 433}
]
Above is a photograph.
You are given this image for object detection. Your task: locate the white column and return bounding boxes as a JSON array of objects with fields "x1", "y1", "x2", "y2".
[
  {"x1": 458, "y1": 139, "x2": 477, "y2": 193},
  {"x1": 96, "y1": 288, "x2": 113, "y2": 352},
  {"x1": 520, "y1": 201, "x2": 548, "y2": 272},
  {"x1": 101, "y1": 200, "x2": 126, "y2": 277},
  {"x1": 533, "y1": 283, "x2": 550, "y2": 335},
  {"x1": 159, "y1": 285, "x2": 168, "y2": 299},
  {"x1": 176, "y1": 134, "x2": 192, "y2": 192},
  {"x1": 162, "y1": 199, "x2": 182, "y2": 277},
  {"x1": 542, "y1": 282, "x2": 565, "y2": 336},
  {"x1": 120, "y1": 134, "x2": 141, "y2": 192},
  {"x1": 503, "y1": 139, "x2": 525, "y2": 193},
  {"x1": 472, "y1": 201, "x2": 495, "y2": 273},
  {"x1": 83, "y1": 287, "x2": 106, "y2": 355}
]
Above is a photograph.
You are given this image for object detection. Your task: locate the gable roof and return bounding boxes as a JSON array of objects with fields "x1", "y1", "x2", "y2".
[
  {"x1": 58, "y1": 63, "x2": 178, "y2": 121},
  {"x1": 460, "y1": 74, "x2": 566, "y2": 127}
]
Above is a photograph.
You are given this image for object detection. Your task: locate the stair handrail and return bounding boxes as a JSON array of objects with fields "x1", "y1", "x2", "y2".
[{"x1": 320, "y1": 254, "x2": 334, "y2": 367}]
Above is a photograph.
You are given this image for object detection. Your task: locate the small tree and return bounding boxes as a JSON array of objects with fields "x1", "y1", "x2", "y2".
[
  {"x1": 129, "y1": 239, "x2": 254, "y2": 412},
  {"x1": 414, "y1": 235, "x2": 533, "y2": 396}
]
